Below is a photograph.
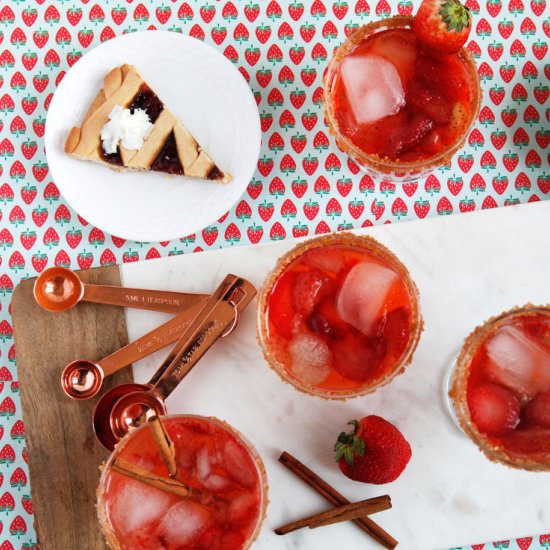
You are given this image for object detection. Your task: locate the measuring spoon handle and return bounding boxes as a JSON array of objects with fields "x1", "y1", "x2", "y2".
[
  {"x1": 82, "y1": 284, "x2": 209, "y2": 314},
  {"x1": 99, "y1": 298, "x2": 209, "y2": 377},
  {"x1": 151, "y1": 274, "x2": 256, "y2": 400}
]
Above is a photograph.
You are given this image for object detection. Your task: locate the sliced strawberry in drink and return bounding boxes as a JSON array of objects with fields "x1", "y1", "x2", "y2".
[
  {"x1": 308, "y1": 296, "x2": 348, "y2": 340},
  {"x1": 524, "y1": 391, "x2": 550, "y2": 428},
  {"x1": 267, "y1": 270, "x2": 297, "y2": 339},
  {"x1": 468, "y1": 383, "x2": 521, "y2": 436},
  {"x1": 383, "y1": 307, "x2": 411, "y2": 357},
  {"x1": 409, "y1": 83, "x2": 452, "y2": 125},
  {"x1": 332, "y1": 333, "x2": 387, "y2": 382},
  {"x1": 386, "y1": 116, "x2": 434, "y2": 159},
  {"x1": 293, "y1": 269, "x2": 332, "y2": 316}
]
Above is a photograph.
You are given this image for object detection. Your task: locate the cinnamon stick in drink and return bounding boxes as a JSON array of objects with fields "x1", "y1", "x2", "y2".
[
  {"x1": 148, "y1": 416, "x2": 177, "y2": 477},
  {"x1": 112, "y1": 457, "x2": 190, "y2": 498}
]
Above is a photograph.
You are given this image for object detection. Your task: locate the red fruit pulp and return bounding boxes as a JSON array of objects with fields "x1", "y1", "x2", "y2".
[
  {"x1": 330, "y1": 28, "x2": 475, "y2": 163},
  {"x1": 99, "y1": 416, "x2": 264, "y2": 550},
  {"x1": 465, "y1": 313, "x2": 550, "y2": 458},
  {"x1": 265, "y1": 242, "x2": 415, "y2": 394}
]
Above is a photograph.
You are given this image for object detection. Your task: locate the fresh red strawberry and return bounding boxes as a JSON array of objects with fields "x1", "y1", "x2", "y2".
[
  {"x1": 335, "y1": 416, "x2": 412, "y2": 484},
  {"x1": 413, "y1": 0, "x2": 472, "y2": 54},
  {"x1": 468, "y1": 383, "x2": 520, "y2": 435}
]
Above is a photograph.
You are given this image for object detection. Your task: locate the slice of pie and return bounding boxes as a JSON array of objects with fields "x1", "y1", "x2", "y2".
[{"x1": 65, "y1": 64, "x2": 231, "y2": 182}]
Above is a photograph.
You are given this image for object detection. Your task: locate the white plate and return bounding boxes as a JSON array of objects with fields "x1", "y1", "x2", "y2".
[{"x1": 45, "y1": 31, "x2": 261, "y2": 242}]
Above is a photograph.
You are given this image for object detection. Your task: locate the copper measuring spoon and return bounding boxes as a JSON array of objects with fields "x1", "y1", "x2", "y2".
[
  {"x1": 61, "y1": 297, "x2": 209, "y2": 400},
  {"x1": 92, "y1": 274, "x2": 256, "y2": 451},
  {"x1": 34, "y1": 266, "x2": 208, "y2": 314}
]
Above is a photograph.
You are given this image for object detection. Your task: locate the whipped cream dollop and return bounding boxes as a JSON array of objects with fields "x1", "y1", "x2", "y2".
[{"x1": 100, "y1": 105, "x2": 154, "y2": 154}]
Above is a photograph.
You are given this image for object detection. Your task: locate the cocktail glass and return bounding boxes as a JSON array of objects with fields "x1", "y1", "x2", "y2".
[
  {"x1": 449, "y1": 305, "x2": 550, "y2": 470},
  {"x1": 257, "y1": 233, "x2": 422, "y2": 399},
  {"x1": 97, "y1": 415, "x2": 268, "y2": 549},
  {"x1": 323, "y1": 16, "x2": 481, "y2": 182}
]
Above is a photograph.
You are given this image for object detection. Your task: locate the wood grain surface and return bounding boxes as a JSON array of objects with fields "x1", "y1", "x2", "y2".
[{"x1": 12, "y1": 266, "x2": 134, "y2": 550}]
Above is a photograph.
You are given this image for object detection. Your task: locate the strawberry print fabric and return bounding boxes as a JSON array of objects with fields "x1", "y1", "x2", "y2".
[
  {"x1": 0, "y1": 0, "x2": 548, "y2": 547},
  {"x1": 450, "y1": 534, "x2": 550, "y2": 549}
]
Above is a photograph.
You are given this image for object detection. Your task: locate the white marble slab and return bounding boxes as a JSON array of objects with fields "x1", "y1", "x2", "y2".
[{"x1": 120, "y1": 200, "x2": 550, "y2": 550}]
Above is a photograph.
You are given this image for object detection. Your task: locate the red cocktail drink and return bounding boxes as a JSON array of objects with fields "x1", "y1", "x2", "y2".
[
  {"x1": 324, "y1": 17, "x2": 481, "y2": 181},
  {"x1": 97, "y1": 415, "x2": 267, "y2": 549},
  {"x1": 450, "y1": 306, "x2": 550, "y2": 470},
  {"x1": 257, "y1": 234, "x2": 422, "y2": 398}
]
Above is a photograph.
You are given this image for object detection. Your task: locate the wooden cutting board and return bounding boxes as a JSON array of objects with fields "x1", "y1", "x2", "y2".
[{"x1": 12, "y1": 266, "x2": 134, "y2": 550}]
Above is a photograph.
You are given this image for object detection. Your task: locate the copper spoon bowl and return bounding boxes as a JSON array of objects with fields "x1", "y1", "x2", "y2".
[
  {"x1": 34, "y1": 266, "x2": 208, "y2": 314},
  {"x1": 93, "y1": 274, "x2": 256, "y2": 450},
  {"x1": 61, "y1": 298, "x2": 208, "y2": 400}
]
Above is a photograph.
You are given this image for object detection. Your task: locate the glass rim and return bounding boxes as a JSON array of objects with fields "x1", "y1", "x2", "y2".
[
  {"x1": 97, "y1": 414, "x2": 269, "y2": 550},
  {"x1": 449, "y1": 304, "x2": 550, "y2": 471},
  {"x1": 322, "y1": 15, "x2": 483, "y2": 174},
  {"x1": 256, "y1": 232, "x2": 423, "y2": 399}
]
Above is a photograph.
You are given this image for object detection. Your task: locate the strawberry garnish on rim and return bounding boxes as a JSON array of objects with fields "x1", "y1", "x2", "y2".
[{"x1": 413, "y1": 0, "x2": 472, "y2": 54}]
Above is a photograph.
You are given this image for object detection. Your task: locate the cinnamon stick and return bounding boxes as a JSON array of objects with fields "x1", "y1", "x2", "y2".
[
  {"x1": 278, "y1": 451, "x2": 398, "y2": 549},
  {"x1": 275, "y1": 495, "x2": 391, "y2": 535},
  {"x1": 112, "y1": 457, "x2": 190, "y2": 498},
  {"x1": 148, "y1": 416, "x2": 177, "y2": 478}
]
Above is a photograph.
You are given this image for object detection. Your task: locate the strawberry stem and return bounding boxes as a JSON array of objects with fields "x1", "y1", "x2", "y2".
[{"x1": 334, "y1": 420, "x2": 365, "y2": 467}]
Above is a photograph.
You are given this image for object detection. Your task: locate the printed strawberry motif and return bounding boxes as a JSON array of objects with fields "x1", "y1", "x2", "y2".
[
  {"x1": 488, "y1": 85, "x2": 505, "y2": 105},
  {"x1": 478, "y1": 107, "x2": 495, "y2": 128},
  {"x1": 503, "y1": 151, "x2": 520, "y2": 171},
  {"x1": 482, "y1": 195, "x2": 498, "y2": 209},
  {"x1": 236, "y1": 200, "x2": 253, "y2": 221},
  {"x1": 480, "y1": 150, "x2": 497, "y2": 171},
  {"x1": 10, "y1": 467, "x2": 26, "y2": 490},
  {"x1": 201, "y1": 226, "x2": 218, "y2": 246},
  {"x1": 9, "y1": 515, "x2": 26, "y2": 538},
  {"x1": 280, "y1": 153, "x2": 296, "y2": 175},
  {"x1": 457, "y1": 153, "x2": 474, "y2": 172},
  {"x1": 270, "y1": 221, "x2": 286, "y2": 240},
  {"x1": 54, "y1": 250, "x2": 71, "y2": 268},
  {"x1": 534, "y1": 84, "x2": 549, "y2": 104},
  {"x1": 8, "y1": 251, "x2": 25, "y2": 272},
  {"x1": 258, "y1": 200, "x2": 275, "y2": 221},
  {"x1": 490, "y1": 129, "x2": 507, "y2": 150},
  {"x1": 77, "y1": 250, "x2": 93, "y2": 269},
  {"x1": 281, "y1": 198, "x2": 297, "y2": 220},
  {"x1": 303, "y1": 198, "x2": 319, "y2": 220},
  {"x1": 492, "y1": 174, "x2": 509, "y2": 194},
  {"x1": 32, "y1": 206, "x2": 47, "y2": 227},
  {"x1": 77, "y1": 28, "x2": 93, "y2": 48},
  {"x1": 0, "y1": 492, "x2": 15, "y2": 514},
  {"x1": 21, "y1": 495, "x2": 32, "y2": 515},
  {"x1": 244, "y1": 2, "x2": 260, "y2": 22},
  {"x1": 314, "y1": 175, "x2": 330, "y2": 196},
  {"x1": 336, "y1": 177, "x2": 352, "y2": 197},
  {"x1": 279, "y1": 110, "x2": 295, "y2": 130},
  {"x1": 256, "y1": 24, "x2": 272, "y2": 43},
  {"x1": 447, "y1": 176, "x2": 464, "y2": 195},
  {"x1": 370, "y1": 199, "x2": 385, "y2": 220},
  {"x1": 326, "y1": 197, "x2": 342, "y2": 219},
  {"x1": 0, "y1": 444, "x2": 15, "y2": 466},
  {"x1": 247, "y1": 223, "x2": 263, "y2": 243},
  {"x1": 524, "y1": 105, "x2": 540, "y2": 126},
  {"x1": 389, "y1": 197, "x2": 407, "y2": 219},
  {"x1": 348, "y1": 198, "x2": 365, "y2": 219},
  {"x1": 437, "y1": 196, "x2": 453, "y2": 215},
  {"x1": 525, "y1": 149, "x2": 542, "y2": 170},
  {"x1": 537, "y1": 129, "x2": 550, "y2": 148},
  {"x1": 88, "y1": 227, "x2": 105, "y2": 247},
  {"x1": 501, "y1": 106, "x2": 517, "y2": 127}
]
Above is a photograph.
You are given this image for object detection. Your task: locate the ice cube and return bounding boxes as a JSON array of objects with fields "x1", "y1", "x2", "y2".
[
  {"x1": 196, "y1": 448, "x2": 232, "y2": 492},
  {"x1": 110, "y1": 478, "x2": 172, "y2": 536},
  {"x1": 336, "y1": 262, "x2": 399, "y2": 336},
  {"x1": 486, "y1": 326, "x2": 550, "y2": 399},
  {"x1": 226, "y1": 492, "x2": 260, "y2": 528},
  {"x1": 156, "y1": 501, "x2": 211, "y2": 547},
  {"x1": 341, "y1": 55, "x2": 405, "y2": 125},
  {"x1": 289, "y1": 333, "x2": 332, "y2": 385}
]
